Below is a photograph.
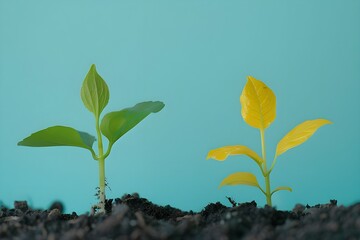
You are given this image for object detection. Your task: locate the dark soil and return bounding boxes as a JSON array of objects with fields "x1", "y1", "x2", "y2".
[{"x1": 0, "y1": 194, "x2": 359, "y2": 240}]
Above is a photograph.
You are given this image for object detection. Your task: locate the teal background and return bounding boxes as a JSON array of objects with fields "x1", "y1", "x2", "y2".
[{"x1": 0, "y1": 1, "x2": 359, "y2": 214}]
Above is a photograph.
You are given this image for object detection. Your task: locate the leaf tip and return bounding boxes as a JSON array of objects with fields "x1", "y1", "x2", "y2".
[
  {"x1": 324, "y1": 119, "x2": 333, "y2": 125},
  {"x1": 206, "y1": 149, "x2": 224, "y2": 161},
  {"x1": 246, "y1": 76, "x2": 261, "y2": 86},
  {"x1": 206, "y1": 149, "x2": 212, "y2": 160},
  {"x1": 156, "y1": 101, "x2": 165, "y2": 112}
]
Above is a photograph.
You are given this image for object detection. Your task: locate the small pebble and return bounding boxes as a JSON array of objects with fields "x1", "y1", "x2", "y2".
[
  {"x1": 14, "y1": 201, "x2": 28, "y2": 212},
  {"x1": 48, "y1": 208, "x2": 61, "y2": 220},
  {"x1": 293, "y1": 204, "x2": 305, "y2": 214},
  {"x1": 112, "y1": 204, "x2": 129, "y2": 215},
  {"x1": 49, "y1": 201, "x2": 64, "y2": 213},
  {"x1": 129, "y1": 219, "x2": 137, "y2": 226},
  {"x1": 131, "y1": 192, "x2": 140, "y2": 198}
]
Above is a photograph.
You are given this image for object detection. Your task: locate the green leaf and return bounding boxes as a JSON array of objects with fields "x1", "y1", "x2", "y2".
[
  {"x1": 206, "y1": 145, "x2": 263, "y2": 166},
  {"x1": 100, "y1": 101, "x2": 165, "y2": 145},
  {"x1": 271, "y1": 186, "x2": 292, "y2": 196},
  {"x1": 81, "y1": 64, "x2": 110, "y2": 118},
  {"x1": 18, "y1": 126, "x2": 96, "y2": 151},
  {"x1": 219, "y1": 172, "x2": 261, "y2": 189}
]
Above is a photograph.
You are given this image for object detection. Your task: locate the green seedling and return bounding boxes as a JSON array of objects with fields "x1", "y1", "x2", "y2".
[
  {"x1": 18, "y1": 64, "x2": 165, "y2": 213},
  {"x1": 207, "y1": 76, "x2": 331, "y2": 206}
]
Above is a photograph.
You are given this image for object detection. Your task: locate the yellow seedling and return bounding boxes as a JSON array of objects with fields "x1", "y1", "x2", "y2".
[{"x1": 207, "y1": 76, "x2": 331, "y2": 206}]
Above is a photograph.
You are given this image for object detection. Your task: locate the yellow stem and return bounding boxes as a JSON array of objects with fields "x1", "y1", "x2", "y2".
[{"x1": 260, "y1": 128, "x2": 272, "y2": 206}]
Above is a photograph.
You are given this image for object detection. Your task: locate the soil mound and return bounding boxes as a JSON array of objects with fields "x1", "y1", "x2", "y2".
[{"x1": 0, "y1": 194, "x2": 358, "y2": 239}]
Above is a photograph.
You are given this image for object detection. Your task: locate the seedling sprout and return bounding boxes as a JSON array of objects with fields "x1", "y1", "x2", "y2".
[
  {"x1": 18, "y1": 64, "x2": 164, "y2": 213},
  {"x1": 207, "y1": 76, "x2": 331, "y2": 206}
]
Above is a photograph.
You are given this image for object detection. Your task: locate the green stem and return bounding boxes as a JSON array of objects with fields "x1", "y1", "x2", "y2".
[
  {"x1": 96, "y1": 117, "x2": 106, "y2": 213},
  {"x1": 103, "y1": 143, "x2": 113, "y2": 160},
  {"x1": 98, "y1": 157, "x2": 105, "y2": 211},
  {"x1": 260, "y1": 129, "x2": 272, "y2": 206}
]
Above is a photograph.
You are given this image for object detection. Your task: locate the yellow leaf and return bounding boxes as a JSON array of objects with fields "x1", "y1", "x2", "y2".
[
  {"x1": 271, "y1": 186, "x2": 292, "y2": 196},
  {"x1": 240, "y1": 76, "x2": 276, "y2": 130},
  {"x1": 275, "y1": 119, "x2": 332, "y2": 157},
  {"x1": 207, "y1": 145, "x2": 263, "y2": 166},
  {"x1": 219, "y1": 172, "x2": 260, "y2": 189}
]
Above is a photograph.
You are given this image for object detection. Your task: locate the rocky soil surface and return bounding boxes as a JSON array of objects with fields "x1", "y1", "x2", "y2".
[{"x1": 0, "y1": 194, "x2": 359, "y2": 239}]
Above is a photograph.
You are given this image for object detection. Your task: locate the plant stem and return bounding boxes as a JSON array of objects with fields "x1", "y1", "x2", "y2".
[
  {"x1": 265, "y1": 173, "x2": 272, "y2": 206},
  {"x1": 260, "y1": 128, "x2": 272, "y2": 206},
  {"x1": 98, "y1": 157, "x2": 106, "y2": 212},
  {"x1": 96, "y1": 117, "x2": 106, "y2": 213}
]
